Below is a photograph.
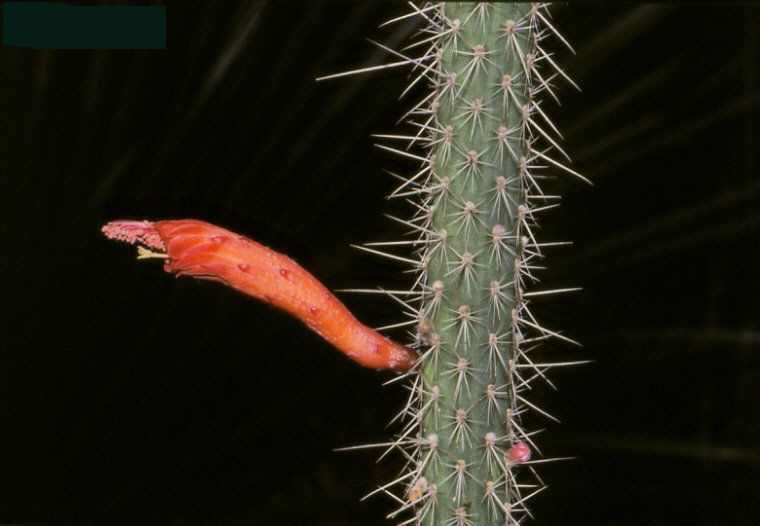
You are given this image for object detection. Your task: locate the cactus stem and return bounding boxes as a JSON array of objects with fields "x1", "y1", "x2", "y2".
[{"x1": 317, "y1": 3, "x2": 587, "y2": 523}]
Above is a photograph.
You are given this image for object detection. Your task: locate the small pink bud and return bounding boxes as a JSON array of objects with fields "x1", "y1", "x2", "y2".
[{"x1": 507, "y1": 441, "x2": 531, "y2": 464}]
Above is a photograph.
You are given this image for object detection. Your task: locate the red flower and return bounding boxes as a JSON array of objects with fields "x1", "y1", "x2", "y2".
[{"x1": 102, "y1": 219, "x2": 416, "y2": 372}]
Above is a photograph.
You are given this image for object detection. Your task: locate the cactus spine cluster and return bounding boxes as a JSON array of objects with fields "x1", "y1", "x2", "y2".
[{"x1": 322, "y1": 3, "x2": 586, "y2": 525}]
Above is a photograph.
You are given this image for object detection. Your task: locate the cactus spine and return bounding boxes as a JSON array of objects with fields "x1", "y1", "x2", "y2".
[{"x1": 321, "y1": 3, "x2": 587, "y2": 525}]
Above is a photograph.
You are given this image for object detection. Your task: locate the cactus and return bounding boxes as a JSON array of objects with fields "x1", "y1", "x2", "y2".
[{"x1": 321, "y1": 2, "x2": 588, "y2": 525}]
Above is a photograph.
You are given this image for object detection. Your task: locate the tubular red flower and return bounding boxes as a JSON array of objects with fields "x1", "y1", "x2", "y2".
[{"x1": 102, "y1": 219, "x2": 416, "y2": 372}]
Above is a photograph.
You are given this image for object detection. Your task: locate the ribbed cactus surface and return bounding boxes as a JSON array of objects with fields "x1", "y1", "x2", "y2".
[{"x1": 321, "y1": 3, "x2": 586, "y2": 525}]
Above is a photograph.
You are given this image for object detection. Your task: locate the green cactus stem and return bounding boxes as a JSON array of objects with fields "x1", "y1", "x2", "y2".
[{"x1": 320, "y1": 3, "x2": 588, "y2": 525}]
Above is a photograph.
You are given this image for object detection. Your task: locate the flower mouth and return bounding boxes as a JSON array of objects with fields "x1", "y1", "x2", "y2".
[
  {"x1": 101, "y1": 220, "x2": 166, "y2": 253},
  {"x1": 102, "y1": 220, "x2": 235, "y2": 286}
]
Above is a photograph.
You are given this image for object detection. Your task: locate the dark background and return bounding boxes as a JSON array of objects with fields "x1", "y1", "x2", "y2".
[{"x1": 1, "y1": 1, "x2": 758, "y2": 525}]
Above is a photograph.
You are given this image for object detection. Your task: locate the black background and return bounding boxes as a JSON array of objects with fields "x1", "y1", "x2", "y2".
[{"x1": 1, "y1": 2, "x2": 758, "y2": 525}]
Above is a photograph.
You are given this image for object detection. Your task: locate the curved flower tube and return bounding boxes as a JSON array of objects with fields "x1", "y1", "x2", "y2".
[{"x1": 102, "y1": 219, "x2": 416, "y2": 372}]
